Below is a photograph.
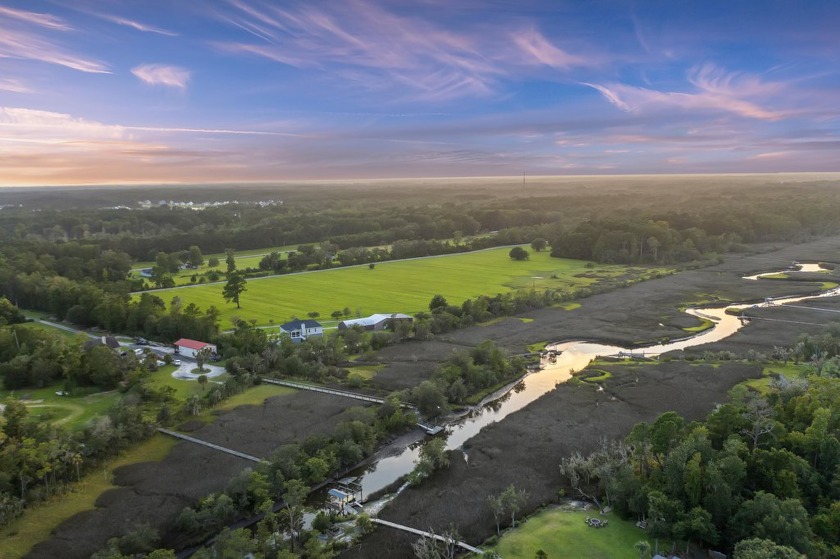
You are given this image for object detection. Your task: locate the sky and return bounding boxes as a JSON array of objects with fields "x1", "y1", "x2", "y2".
[{"x1": 0, "y1": 0, "x2": 838, "y2": 186}]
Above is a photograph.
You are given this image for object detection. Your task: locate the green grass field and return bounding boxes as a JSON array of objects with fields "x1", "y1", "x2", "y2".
[
  {"x1": 486, "y1": 508, "x2": 654, "y2": 559},
  {"x1": 140, "y1": 247, "x2": 662, "y2": 327}
]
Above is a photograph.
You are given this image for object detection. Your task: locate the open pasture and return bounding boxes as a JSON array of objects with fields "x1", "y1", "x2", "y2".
[{"x1": 141, "y1": 247, "x2": 661, "y2": 326}]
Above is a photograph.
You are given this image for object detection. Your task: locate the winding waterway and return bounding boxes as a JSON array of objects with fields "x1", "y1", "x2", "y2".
[{"x1": 356, "y1": 267, "x2": 840, "y2": 501}]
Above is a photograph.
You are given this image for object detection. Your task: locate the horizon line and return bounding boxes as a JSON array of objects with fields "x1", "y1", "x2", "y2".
[{"x1": 2, "y1": 171, "x2": 840, "y2": 189}]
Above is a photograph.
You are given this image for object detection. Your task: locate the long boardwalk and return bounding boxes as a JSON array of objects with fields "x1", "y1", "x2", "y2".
[
  {"x1": 261, "y1": 377, "x2": 390, "y2": 405},
  {"x1": 157, "y1": 428, "x2": 267, "y2": 464},
  {"x1": 371, "y1": 518, "x2": 484, "y2": 554}
]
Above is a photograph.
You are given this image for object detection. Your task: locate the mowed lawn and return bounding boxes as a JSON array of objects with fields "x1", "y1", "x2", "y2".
[
  {"x1": 140, "y1": 247, "x2": 655, "y2": 326},
  {"x1": 488, "y1": 508, "x2": 653, "y2": 559}
]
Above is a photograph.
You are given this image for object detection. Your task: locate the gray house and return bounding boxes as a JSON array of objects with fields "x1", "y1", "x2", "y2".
[{"x1": 279, "y1": 319, "x2": 323, "y2": 342}]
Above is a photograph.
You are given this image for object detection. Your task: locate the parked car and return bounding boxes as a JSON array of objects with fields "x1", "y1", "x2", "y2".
[
  {"x1": 156, "y1": 360, "x2": 166, "y2": 367},
  {"x1": 174, "y1": 359, "x2": 182, "y2": 366}
]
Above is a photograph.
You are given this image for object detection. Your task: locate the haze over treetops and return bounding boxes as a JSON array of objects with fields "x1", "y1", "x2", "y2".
[{"x1": 0, "y1": 1, "x2": 838, "y2": 186}]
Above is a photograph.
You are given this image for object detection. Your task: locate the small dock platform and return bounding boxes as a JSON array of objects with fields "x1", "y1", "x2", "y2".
[{"x1": 417, "y1": 422, "x2": 444, "y2": 436}]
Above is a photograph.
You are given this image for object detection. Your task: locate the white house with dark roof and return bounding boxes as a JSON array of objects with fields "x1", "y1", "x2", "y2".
[
  {"x1": 174, "y1": 338, "x2": 217, "y2": 359},
  {"x1": 337, "y1": 313, "x2": 413, "y2": 331},
  {"x1": 279, "y1": 319, "x2": 323, "y2": 342}
]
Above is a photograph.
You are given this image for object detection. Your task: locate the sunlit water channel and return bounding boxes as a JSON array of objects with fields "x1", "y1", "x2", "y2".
[{"x1": 353, "y1": 267, "x2": 840, "y2": 503}]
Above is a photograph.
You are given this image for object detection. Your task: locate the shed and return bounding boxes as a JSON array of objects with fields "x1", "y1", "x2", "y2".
[{"x1": 174, "y1": 338, "x2": 217, "y2": 359}]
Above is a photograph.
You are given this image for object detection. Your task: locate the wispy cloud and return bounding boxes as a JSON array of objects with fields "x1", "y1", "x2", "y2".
[
  {"x1": 94, "y1": 14, "x2": 177, "y2": 36},
  {"x1": 0, "y1": 106, "x2": 305, "y2": 138},
  {"x1": 132, "y1": 64, "x2": 191, "y2": 89},
  {"x1": 510, "y1": 27, "x2": 588, "y2": 68},
  {"x1": 0, "y1": 78, "x2": 30, "y2": 93},
  {"x1": 0, "y1": 106, "x2": 310, "y2": 185},
  {"x1": 215, "y1": 0, "x2": 597, "y2": 102},
  {"x1": 0, "y1": 107, "x2": 124, "y2": 142},
  {"x1": 0, "y1": 6, "x2": 71, "y2": 31},
  {"x1": 0, "y1": 6, "x2": 109, "y2": 73},
  {"x1": 584, "y1": 64, "x2": 786, "y2": 121}
]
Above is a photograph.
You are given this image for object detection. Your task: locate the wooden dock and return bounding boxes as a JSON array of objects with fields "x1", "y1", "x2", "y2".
[
  {"x1": 261, "y1": 377, "x2": 386, "y2": 404},
  {"x1": 157, "y1": 428, "x2": 267, "y2": 464},
  {"x1": 261, "y1": 377, "x2": 414, "y2": 408},
  {"x1": 371, "y1": 518, "x2": 484, "y2": 554}
]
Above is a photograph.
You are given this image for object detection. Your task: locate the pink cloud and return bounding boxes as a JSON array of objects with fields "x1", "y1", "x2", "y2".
[
  {"x1": 0, "y1": 78, "x2": 30, "y2": 93},
  {"x1": 510, "y1": 27, "x2": 588, "y2": 68},
  {"x1": 584, "y1": 64, "x2": 786, "y2": 121},
  {"x1": 132, "y1": 64, "x2": 191, "y2": 89},
  {"x1": 0, "y1": 6, "x2": 71, "y2": 31},
  {"x1": 0, "y1": 106, "x2": 310, "y2": 185}
]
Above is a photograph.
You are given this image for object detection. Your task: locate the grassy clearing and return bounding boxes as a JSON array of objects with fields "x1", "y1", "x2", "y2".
[
  {"x1": 485, "y1": 507, "x2": 651, "y2": 559},
  {"x1": 132, "y1": 243, "x2": 301, "y2": 270},
  {"x1": 346, "y1": 364, "x2": 384, "y2": 382},
  {"x1": 683, "y1": 317, "x2": 715, "y2": 333},
  {"x1": 0, "y1": 384, "x2": 121, "y2": 431},
  {"x1": 580, "y1": 369, "x2": 613, "y2": 383},
  {"x1": 145, "y1": 364, "x2": 230, "y2": 401},
  {"x1": 0, "y1": 434, "x2": 175, "y2": 559},
  {"x1": 142, "y1": 248, "x2": 663, "y2": 327},
  {"x1": 742, "y1": 362, "x2": 809, "y2": 395},
  {"x1": 215, "y1": 383, "x2": 295, "y2": 411},
  {"x1": 131, "y1": 243, "x2": 311, "y2": 287},
  {"x1": 527, "y1": 342, "x2": 548, "y2": 353}
]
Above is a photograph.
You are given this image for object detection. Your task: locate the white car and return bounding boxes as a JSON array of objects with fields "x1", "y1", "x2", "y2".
[
  {"x1": 174, "y1": 359, "x2": 182, "y2": 366},
  {"x1": 156, "y1": 360, "x2": 166, "y2": 367}
]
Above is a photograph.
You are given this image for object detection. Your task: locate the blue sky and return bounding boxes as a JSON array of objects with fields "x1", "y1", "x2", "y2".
[{"x1": 0, "y1": 0, "x2": 838, "y2": 185}]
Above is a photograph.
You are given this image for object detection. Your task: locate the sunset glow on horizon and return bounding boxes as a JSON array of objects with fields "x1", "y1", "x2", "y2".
[{"x1": 0, "y1": 1, "x2": 838, "y2": 186}]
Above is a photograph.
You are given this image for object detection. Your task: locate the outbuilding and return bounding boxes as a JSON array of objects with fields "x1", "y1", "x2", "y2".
[
  {"x1": 338, "y1": 313, "x2": 413, "y2": 331},
  {"x1": 174, "y1": 338, "x2": 217, "y2": 359}
]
